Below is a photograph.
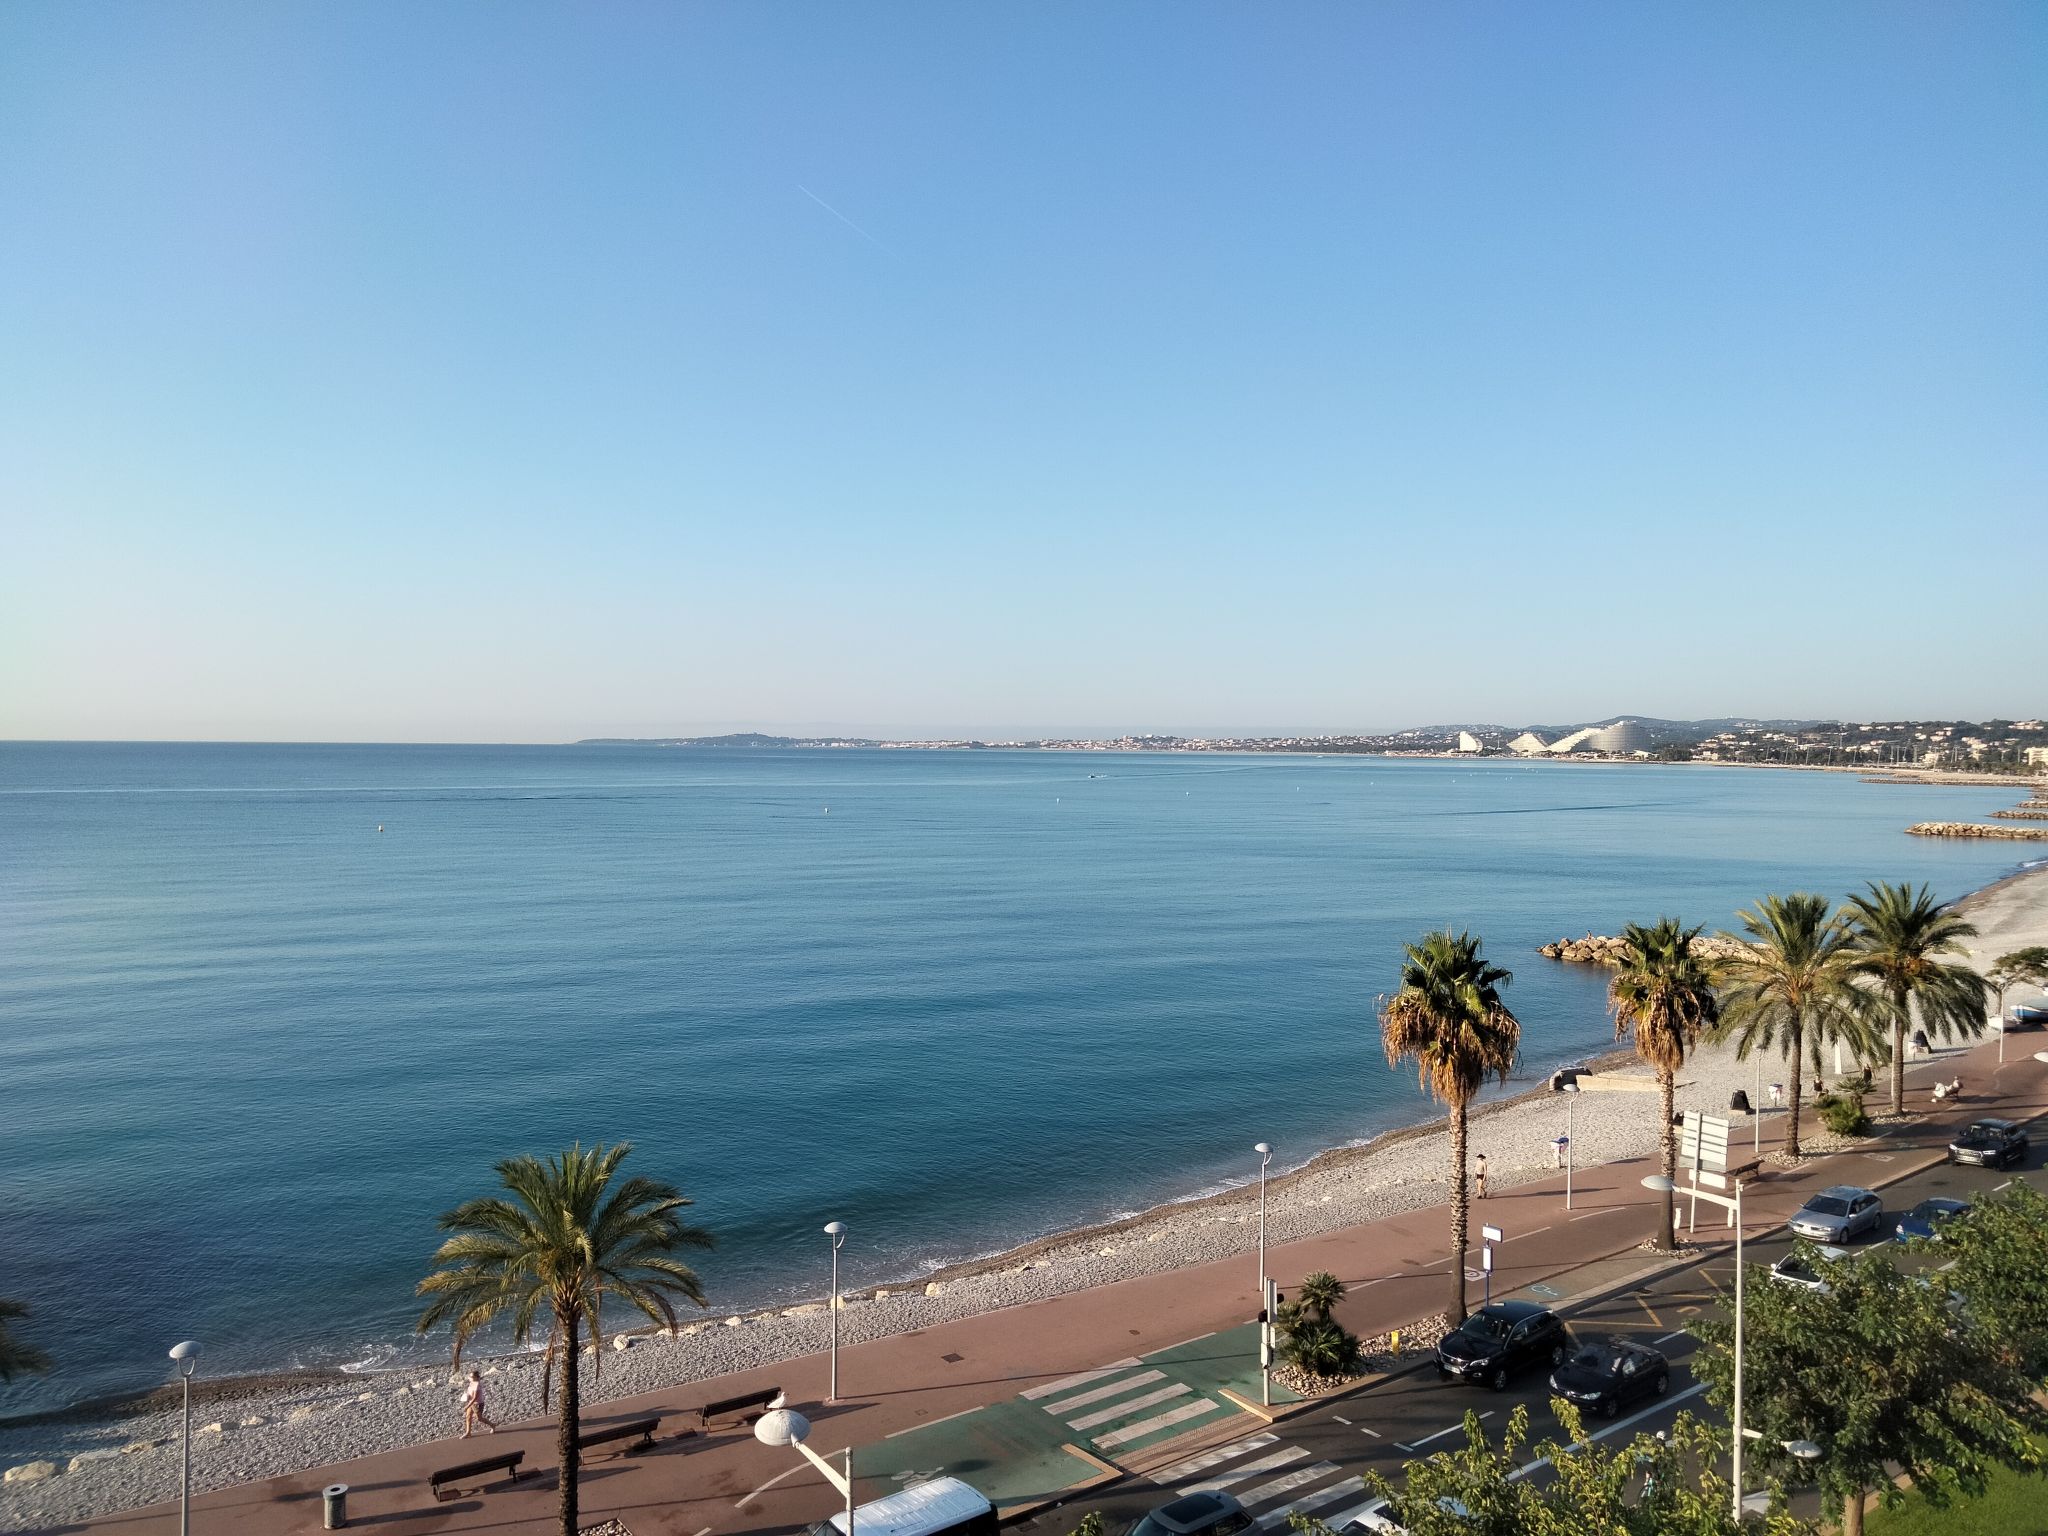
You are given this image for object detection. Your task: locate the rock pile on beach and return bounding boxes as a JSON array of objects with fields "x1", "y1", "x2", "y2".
[
  {"x1": 1537, "y1": 933, "x2": 1752, "y2": 966},
  {"x1": 1907, "y1": 822, "x2": 2048, "y2": 841},
  {"x1": 1991, "y1": 808, "x2": 2048, "y2": 821}
]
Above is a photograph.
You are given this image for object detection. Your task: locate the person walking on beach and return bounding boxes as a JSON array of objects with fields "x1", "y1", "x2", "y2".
[
  {"x1": 461, "y1": 1370, "x2": 496, "y2": 1437},
  {"x1": 1474, "y1": 1153, "x2": 1488, "y2": 1199}
]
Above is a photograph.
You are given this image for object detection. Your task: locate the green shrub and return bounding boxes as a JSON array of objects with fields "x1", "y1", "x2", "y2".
[{"x1": 1817, "y1": 1091, "x2": 1871, "y2": 1137}]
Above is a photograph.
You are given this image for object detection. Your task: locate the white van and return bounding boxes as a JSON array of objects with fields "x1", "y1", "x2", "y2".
[{"x1": 809, "y1": 1478, "x2": 999, "y2": 1536}]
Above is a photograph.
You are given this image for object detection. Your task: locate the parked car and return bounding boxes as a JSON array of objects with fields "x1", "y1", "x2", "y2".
[
  {"x1": 1435, "y1": 1300, "x2": 1569, "y2": 1390},
  {"x1": 1787, "y1": 1186, "x2": 1882, "y2": 1243},
  {"x1": 1769, "y1": 1245, "x2": 1849, "y2": 1293},
  {"x1": 1127, "y1": 1492, "x2": 1252, "y2": 1536},
  {"x1": 1894, "y1": 1197, "x2": 1971, "y2": 1243},
  {"x1": 1346, "y1": 1497, "x2": 1472, "y2": 1533},
  {"x1": 1949, "y1": 1118, "x2": 2029, "y2": 1169},
  {"x1": 1547, "y1": 1340, "x2": 1672, "y2": 1419}
]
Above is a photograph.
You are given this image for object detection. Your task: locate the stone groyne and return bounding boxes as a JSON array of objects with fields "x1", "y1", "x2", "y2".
[
  {"x1": 1906, "y1": 822, "x2": 2048, "y2": 842},
  {"x1": 1538, "y1": 932, "x2": 1754, "y2": 966}
]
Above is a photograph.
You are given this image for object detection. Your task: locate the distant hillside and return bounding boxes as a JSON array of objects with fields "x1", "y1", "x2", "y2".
[{"x1": 579, "y1": 733, "x2": 884, "y2": 747}]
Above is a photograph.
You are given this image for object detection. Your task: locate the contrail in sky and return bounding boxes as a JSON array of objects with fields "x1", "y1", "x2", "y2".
[{"x1": 798, "y1": 184, "x2": 886, "y2": 249}]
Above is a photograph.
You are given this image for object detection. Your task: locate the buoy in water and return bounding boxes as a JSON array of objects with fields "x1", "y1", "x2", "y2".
[{"x1": 376, "y1": 825, "x2": 384, "y2": 833}]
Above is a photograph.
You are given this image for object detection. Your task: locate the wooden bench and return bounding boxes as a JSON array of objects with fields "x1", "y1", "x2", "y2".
[
  {"x1": 698, "y1": 1387, "x2": 783, "y2": 1429},
  {"x1": 575, "y1": 1416, "x2": 664, "y2": 1457},
  {"x1": 429, "y1": 1449, "x2": 525, "y2": 1500}
]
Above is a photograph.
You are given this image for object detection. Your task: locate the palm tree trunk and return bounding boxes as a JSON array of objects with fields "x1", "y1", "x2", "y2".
[
  {"x1": 1890, "y1": 983, "x2": 1908, "y2": 1117},
  {"x1": 557, "y1": 1306, "x2": 581, "y2": 1536},
  {"x1": 1658, "y1": 1068, "x2": 1677, "y2": 1250},
  {"x1": 1842, "y1": 1487, "x2": 1865, "y2": 1536},
  {"x1": 1786, "y1": 1020, "x2": 1804, "y2": 1158},
  {"x1": 1448, "y1": 1101, "x2": 1469, "y2": 1323}
]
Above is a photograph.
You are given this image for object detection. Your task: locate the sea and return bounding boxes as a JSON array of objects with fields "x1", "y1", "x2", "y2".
[{"x1": 0, "y1": 743, "x2": 2032, "y2": 1417}]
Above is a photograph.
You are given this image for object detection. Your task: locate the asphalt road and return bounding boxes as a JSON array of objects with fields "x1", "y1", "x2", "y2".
[{"x1": 1009, "y1": 1133, "x2": 2036, "y2": 1536}]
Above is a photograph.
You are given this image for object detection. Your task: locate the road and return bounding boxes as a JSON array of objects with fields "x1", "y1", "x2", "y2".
[{"x1": 1008, "y1": 1133, "x2": 2032, "y2": 1536}]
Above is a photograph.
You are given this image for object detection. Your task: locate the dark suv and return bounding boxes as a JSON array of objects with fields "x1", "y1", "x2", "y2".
[
  {"x1": 1949, "y1": 1118, "x2": 2028, "y2": 1169},
  {"x1": 1126, "y1": 1493, "x2": 1252, "y2": 1536},
  {"x1": 1435, "y1": 1300, "x2": 1569, "y2": 1390}
]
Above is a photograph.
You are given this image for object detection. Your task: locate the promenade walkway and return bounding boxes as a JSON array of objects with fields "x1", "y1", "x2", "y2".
[{"x1": 59, "y1": 1034, "x2": 2048, "y2": 1536}]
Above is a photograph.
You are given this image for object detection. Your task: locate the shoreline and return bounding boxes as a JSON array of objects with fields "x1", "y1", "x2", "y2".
[{"x1": 6, "y1": 859, "x2": 2045, "y2": 1526}]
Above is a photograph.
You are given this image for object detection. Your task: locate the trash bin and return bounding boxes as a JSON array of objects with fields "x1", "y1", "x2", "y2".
[
  {"x1": 323, "y1": 1484, "x2": 349, "y2": 1530},
  {"x1": 1729, "y1": 1089, "x2": 1752, "y2": 1115}
]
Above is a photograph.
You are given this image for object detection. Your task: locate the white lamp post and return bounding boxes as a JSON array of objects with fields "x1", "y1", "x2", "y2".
[
  {"x1": 169, "y1": 1340, "x2": 201, "y2": 1536},
  {"x1": 755, "y1": 1407, "x2": 853, "y2": 1536},
  {"x1": 1254, "y1": 1142, "x2": 1273, "y2": 1407},
  {"x1": 1561, "y1": 1083, "x2": 1579, "y2": 1209},
  {"x1": 824, "y1": 1221, "x2": 847, "y2": 1403},
  {"x1": 1646, "y1": 1172, "x2": 1749, "y2": 1521}
]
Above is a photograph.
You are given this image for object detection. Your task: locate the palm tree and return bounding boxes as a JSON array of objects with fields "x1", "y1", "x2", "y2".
[
  {"x1": 1294, "y1": 1271, "x2": 1345, "y2": 1324},
  {"x1": 1843, "y1": 881, "x2": 1989, "y2": 1115},
  {"x1": 1712, "y1": 894, "x2": 1867, "y2": 1159},
  {"x1": 417, "y1": 1144, "x2": 713, "y2": 1536},
  {"x1": 1380, "y1": 929, "x2": 1521, "y2": 1323},
  {"x1": 0, "y1": 1300, "x2": 52, "y2": 1380},
  {"x1": 1609, "y1": 918, "x2": 1720, "y2": 1252}
]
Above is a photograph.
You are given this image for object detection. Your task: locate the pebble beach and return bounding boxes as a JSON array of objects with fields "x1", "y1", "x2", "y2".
[{"x1": 5, "y1": 858, "x2": 2044, "y2": 1532}]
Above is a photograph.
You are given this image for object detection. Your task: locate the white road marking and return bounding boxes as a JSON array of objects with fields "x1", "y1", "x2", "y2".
[
  {"x1": 1151, "y1": 1431, "x2": 1279, "y2": 1486},
  {"x1": 1571, "y1": 1209, "x2": 1610, "y2": 1221},
  {"x1": 736, "y1": 1462, "x2": 809, "y2": 1507},
  {"x1": 1096, "y1": 1397, "x2": 1226, "y2": 1449},
  {"x1": 1510, "y1": 1382, "x2": 1708, "y2": 1482},
  {"x1": 1330, "y1": 1415, "x2": 1350, "y2": 1425},
  {"x1": 1406, "y1": 1411, "x2": 1492, "y2": 1451},
  {"x1": 1257, "y1": 1476, "x2": 1365, "y2": 1528},
  {"x1": 1356, "y1": 1425, "x2": 1381, "y2": 1437},
  {"x1": 1997, "y1": 1180, "x2": 2014, "y2": 1191},
  {"x1": 885, "y1": 1404, "x2": 980, "y2": 1439},
  {"x1": 1067, "y1": 1382, "x2": 1190, "y2": 1431},
  {"x1": 1519, "y1": 1225, "x2": 1554, "y2": 1239},
  {"x1": 1655, "y1": 1330, "x2": 1689, "y2": 1344},
  {"x1": 1238, "y1": 1462, "x2": 1339, "y2": 1509},
  {"x1": 1022, "y1": 1359, "x2": 1142, "y2": 1400},
  {"x1": 1189, "y1": 1445, "x2": 1310, "y2": 1491},
  {"x1": 1043, "y1": 1369, "x2": 1168, "y2": 1415}
]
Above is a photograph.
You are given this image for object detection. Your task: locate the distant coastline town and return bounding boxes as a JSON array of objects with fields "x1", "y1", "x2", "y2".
[{"x1": 583, "y1": 716, "x2": 2048, "y2": 773}]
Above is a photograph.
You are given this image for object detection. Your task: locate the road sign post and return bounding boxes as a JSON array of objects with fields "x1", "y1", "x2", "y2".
[{"x1": 1479, "y1": 1225, "x2": 1503, "y2": 1306}]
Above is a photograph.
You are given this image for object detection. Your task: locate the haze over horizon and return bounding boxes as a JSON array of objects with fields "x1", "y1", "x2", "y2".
[{"x1": 5, "y1": 4, "x2": 2043, "y2": 744}]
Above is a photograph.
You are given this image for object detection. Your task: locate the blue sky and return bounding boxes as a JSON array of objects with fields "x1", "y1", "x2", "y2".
[{"x1": 3, "y1": 3, "x2": 2042, "y2": 741}]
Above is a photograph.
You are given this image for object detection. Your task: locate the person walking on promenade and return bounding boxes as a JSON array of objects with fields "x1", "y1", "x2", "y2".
[
  {"x1": 461, "y1": 1369, "x2": 497, "y2": 1437},
  {"x1": 1474, "y1": 1153, "x2": 1488, "y2": 1199}
]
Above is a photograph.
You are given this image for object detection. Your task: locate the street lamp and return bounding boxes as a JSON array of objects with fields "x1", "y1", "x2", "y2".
[
  {"x1": 823, "y1": 1221, "x2": 847, "y2": 1403},
  {"x1": 1254, "y1": 1142, "x2": 1273, "y2": 1407},
  {"x1": 755, "y1": 1407, "x2": 853, "y2": 1536},
  {"x1": 169, "y1": 1340, "x2": 201, "y2": 1536},
  {"x1": 1645, "y1": 1171, "x2": 1750, "y2": 1522},
  {"x1": 1560, "y1": 1083, "x2": 1580, "y2": 1209}
]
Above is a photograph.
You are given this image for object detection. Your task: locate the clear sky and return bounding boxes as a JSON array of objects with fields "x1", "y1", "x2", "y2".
[{"x1": 3, "y1": 3, "x2": 2042, "y2": 742}]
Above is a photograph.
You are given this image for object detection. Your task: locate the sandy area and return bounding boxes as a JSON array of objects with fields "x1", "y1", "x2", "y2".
[{"x1": 5, "y1": 859, "x2": 2046, "y2": 1530}]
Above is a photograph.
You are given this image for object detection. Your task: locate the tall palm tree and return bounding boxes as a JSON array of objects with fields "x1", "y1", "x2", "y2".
[
  {"x1": 1844, "y1": 881, "x2": 1989, "y2": 1115},
  {"x1": 417, "y1": 1144, "x2": 713, "y2": 1536},
  {"x1": 0, "y1": 1300, "x2": 52, "y2": 1380},
  {"x1": 1294, "y1": 1271, "x2": 1345, "y2": 1324},
  {"x1": 1609, "y1": 918, "x2": 1720, "y2": 1252},
  {"x1": 1380, "y1": 929, "x2": 1521, "y2": 1323},
  {"x1": 1712, "y1": 894, "x2": 1867, "y2": 1159}
]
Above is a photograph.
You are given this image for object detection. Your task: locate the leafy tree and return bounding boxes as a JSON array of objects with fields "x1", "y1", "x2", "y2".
[
  {"x1": 1070, "y1": 1513, "x2": 1107, "y2": 1536},
  {"x1": 1690, "y1": 1241, "x2": 2045, "y2": 1536},
  {"x1": 1940, "y1": 1181, "x2": 2048, "y2": 1380},
  {"x1": 1814, "y1": 1090, "x2": 1870, "y2": 1137},
  {"x1": 1989, "y1": 946, "x2": 2048, "y2": 1027},
  {"x1": 417, "y1": 1144, "x2": 714, "y2": 1536},
  {"x1": 0, "y1": 1299, "x2": 52, "y2": 1381},
  {"x1": 1380, "y1": 930, "x2": 1521, "y2": 1322},
  {"x1": 1711, "y1": 894, "x2": 1872, "y2": 1158},
  {"x1": 1276, "y1": 1272, "x2": 1359, "y2": 1376},
  {"x1": 1286, "y1": 1404, "x2": 1814, "y2": 1536},
  {"x1": 1843, "y1": 881, "x2": 1988, "y2": 1115},
  {"x1": 1609, "y1": 918, "x2": 1720, "y2": 1249}
]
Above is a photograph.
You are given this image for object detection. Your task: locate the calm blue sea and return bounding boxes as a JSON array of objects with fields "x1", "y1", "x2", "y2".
[{"x1": 0, "y1": 744, "x2": 2029, "y2": 1414}]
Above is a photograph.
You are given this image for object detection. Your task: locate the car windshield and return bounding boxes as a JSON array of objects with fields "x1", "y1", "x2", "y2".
[
  {"x1": 1462, "y1": 1312, "x2": 1515, "y2": 1341},
  {"x1": 1129, "y1": 1517, "x2": 1169, "y2": 1536},
  {"x1": 1805, "y1": 1196, "x2": 1851, "y2": 1217},
  {"x1": 1913, "y1": 1201, "x2": 1962, "y2": 1221},
  {"x1": 1966, "y1": 1123, "x2": 2003, "y2": 1138}
]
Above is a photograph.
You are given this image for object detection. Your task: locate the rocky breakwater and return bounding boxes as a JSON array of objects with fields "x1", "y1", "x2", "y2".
[
  {"x1": 1538, "y1": 932, "x2": 1753, "y2": 967},
  {"x1": 1907, "y1": 822, "x2": 2048, "y2": 842}
]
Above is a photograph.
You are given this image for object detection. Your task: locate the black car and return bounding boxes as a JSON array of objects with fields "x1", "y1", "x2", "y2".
[
  {"x1": 1127, "y1": 1493, "x2": 1252, "y2": 1536},
  {"x1": 1949, "y1": 1118, "x2": 2028, "y2": 1169},
  {"x1": 1547, "y1": 1340, "x2": 1671, "y2": 1419},
  {"x1": 1435, "y1": 1300, "x2": 1569, "y2": 1390}
]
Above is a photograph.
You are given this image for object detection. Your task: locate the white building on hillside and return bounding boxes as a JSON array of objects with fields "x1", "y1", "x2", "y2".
[
  {"x1": 1508, "y1": 732, "x2": 1551, "y2": 755},
  {"x1": 1455, "y1": 732, "x2": 1483, "y2": 753}
]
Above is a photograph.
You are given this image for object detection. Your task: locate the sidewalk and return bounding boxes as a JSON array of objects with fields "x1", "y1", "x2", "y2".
[{"x1": 56, "y1": 1036, "x2": 2048, "y2": 1536}]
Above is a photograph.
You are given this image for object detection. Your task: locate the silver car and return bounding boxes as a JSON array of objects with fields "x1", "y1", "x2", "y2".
[{"x1": 1788, "y1": 1186, "x2": 1882, "y2": 1243}]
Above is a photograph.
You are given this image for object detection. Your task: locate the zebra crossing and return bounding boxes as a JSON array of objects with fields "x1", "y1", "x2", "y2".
[
  {"x1": 1021, "y1": 1358, "x2": 1233, "y2": 1456},
  {"x1": 1150, "y1": 1430, "x2": 1376, "y2": 1531}
]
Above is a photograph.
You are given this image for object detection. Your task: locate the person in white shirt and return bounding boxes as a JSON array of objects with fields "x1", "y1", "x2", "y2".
[{"x1": 461, "y1": 1370, "x2": 497, "y2": 1437}]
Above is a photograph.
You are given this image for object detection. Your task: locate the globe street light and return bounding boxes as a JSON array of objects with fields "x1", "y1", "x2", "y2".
[
  {"x1": 824, "y1": 1221, "x2": 848, "y2": 1402},
  {"x1": 755, "y1": 1406, "x2": 853, "y2": 1536},
  {"x1": 1254, "y1": 1142, "x2": 1273, "y2": 1407},
  {"x1": 169, "y1": 1340, "x2": 201, "y2": 1536},
  {"x1": 1645, "y1": 1172, "x2": 1749, "y2": 1521}
]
